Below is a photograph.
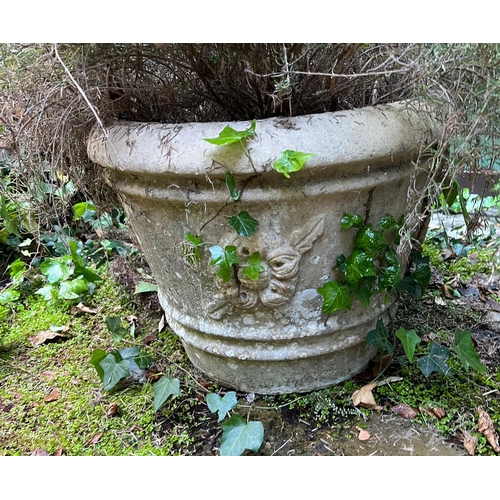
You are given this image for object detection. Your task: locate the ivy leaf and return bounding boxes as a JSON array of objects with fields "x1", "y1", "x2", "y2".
[
  {"x1": 410, "y1": 252, "x2": 431, "y2": 289},
  {"x1": 209, "y1": 245, "x2": 240, "y2": 282},
  {"x1": 341, "y1": 213, "x2": 364, "y2": 229},
  {"x1": 242, "y1": 252, "x2": 264, "y2": 280},
  {"x1": 35, "y1": 284, "x2": 57, "y2": 301},
  {"x1": 366, "y1": 318, "x2": 394, "y2": 354},
  {"x1": 203, "y1": 120, "x2": 256, "y2": 146},
  {"x1": 317, "y1": 281, "x2": 352, "y2": 314},
  {"x1": 220, "y1": 414, "x2": 264, "y2": 456},
  {"x1": 348, "y1": 281, "x2": 373, "y2": 307},
  {"x1": 345, "y1": 249, "x2": 377, "y2": 285},
  {"x1": 0, "y1": 288, "x2": 21, "y2": 303},
  {"x1": 378, "y1": 250, "x2": 403, "y2": 290},
  {"x1": 227, "y1": 211, "x2": 259, "y2": 237},
  {"x1": 117, "y1": 346, "x2": 141, "y2": 360},
  {"x1": 89, "y1": 349, "x2": 108, "y2": 382},
  {"x1": 58, "y1": 277, "x2": 89, "y2": 300},
  {"x1": 183, "y1": 232, "x2": 203, "y2": 263},
  {"x1": 40, "y1": 256, "x2": 74, "y2": 284},
  {"x1": 206, "y1": 391, "x2": 238, "y2": 423},
  {"x1": 378, "y1": 214, "x2": 400, "y2": 231},
  {"x1": 73, "y1": 201, "x2": 96, "y2": 221},
  {"x1": 153, "y1": 376, "x2": 181, "y2": 412},
  {"x1": 273, "y1": 150, "x2": 315, "y2": 178},
  {"x1": 335, "y1": 254, "x2": 346, "y2": 273},
  {"x1": 134, "y1": 351, "x2": 154, "y2": 370},
  {"x1": 134, "y1": 282, "x2": 159, "y2": 294},
  {"x1": 395, "y1": 327, "x2": 421, "y2": 363},
  {"x1": 452, "y1": 328, "x2": 487, "y2": 373},
  {"x1": 418, "y1": 343, "x2": 452, "y2": 377},
  {"x1": 99, "y1": 353, "x2": 130, "y2": 391},
  {"x1": 353, "y1": 225, "x2": 388, "y2": 252},
  {"x1": 105, "y1": 316, "x2": 130, "y2": 342},
  {"x1": 225, "y1": 172, "x2": 241, "y2": 201}
]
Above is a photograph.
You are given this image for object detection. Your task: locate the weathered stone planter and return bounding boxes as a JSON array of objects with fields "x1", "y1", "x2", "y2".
[{"x1": 88, "y1": 102, "x2": 438, "y2": 394}]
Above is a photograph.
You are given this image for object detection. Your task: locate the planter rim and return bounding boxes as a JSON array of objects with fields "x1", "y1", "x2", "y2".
[{"x1": 87, "y1": 100, "x2": 440, "y2": 178}]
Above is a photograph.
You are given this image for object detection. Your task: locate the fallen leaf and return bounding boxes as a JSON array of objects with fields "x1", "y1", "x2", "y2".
[
  {"x1": 352, "y1": 382, "x2": 383, "y2": 410},
  {"x1": 432, "y1": 407, "x2": 446, "y2": 419},
  {"x1": 85, "y1": 432, "x2": 103, "y2": 447},
  {"x1": 477, "y1": 407, "x2": 500, "y2": 452},
  {"x1": 41, "y1": 370, "x2": 58, "y2": 380},
  {"x1": 420, "y1": 406, "x2": 435, "y2": 417},
  {"x1": 459, "y1": 431, "x2": 477, "y2": 456},
  {"x1": 126, "y1": 314, "x2": 138, "y2": 324},
  {"x1": 356, "y1": 426, "x2": 370, "y2": 441},
  {"x1": 158, "y1": 315, "x2": 165, "y2": 333},
  {"x1": 434, "y1": 296, "x2": 446, "y2": 306},
  {"x1": 53, "y1": 448, "x2": 63, "y2": 456},
  {"x1": 143, "y1": 334, "x2": 157, "y2": 345},
  {"x1": 107, "y1": 402, "x2": 120, "y2": 417},
  {"x1": 31, "y1": 449, "x2": 50, "y2": 456},
  {"x1": 29, "y1": 330, "x2": 68, "y2": 346},
  {"x1": 71, "y1": 302, "x2": 98, "y2": 315},
  {"x1": 391, "y1": 403, "x2": 418, "y2": 419},
  {"x1": 44, "y1": 388, "x2": 61, "y2": 403}
]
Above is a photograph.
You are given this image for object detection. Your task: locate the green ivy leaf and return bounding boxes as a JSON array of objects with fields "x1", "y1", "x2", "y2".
[
  {"x1": 378, "y1": 214, "x2": 400, "y2": 231},
  {"x1": 35, "y1": 285, "x2": 57, "y2": 301},
  {"x1": 117, "y1": 346, "x2": 141, "y2": 360},
  {"x1": 242, "y1": 252, "x2": 264, "y2": 280},
  {"x1": 317, "y1": 281, "x2": 352, "y2": 314},
  {"x1": 395, "y1": 327, "x2": 421, "y2": 363},
  {"x1": 105, "y1": 316, "x2": 130, "y2": 342},
  {"x1": 206, "y1": 391, "x2": 238, "y2": 423},
  {"x1": 225, "y1": 172, "x2": 241, "y2": 201},
  {"x1": 353, "y1": 225, "x2": 388, "y2": 252},
  {"x1": 209, "y1": 245, "x2": 240, "y2": 282},
  {"x1": 183, "y1": 232, "x2": 203, "y2": 263},
  {"x1": 40, "y1": 255, "x2": 74, "y2": 284},
  {"x1": 89, "y1": 348, "x2": 108, "y2": 382},
  {"x1": 100, "y1": 353, "x2": 130, "y2": 391},
  {"x1": 335, "y1": 254, "x2": 346, "y2": 273},
  {"x1": 134, "y1": 282, "x2": 159, "y2": 294},
  {"x1": 227, "y1": 211, "x2": 259, "y2": 237},
  {"x1": 134, "y1": 351, "x2": 154, "y2": 370},
  {"x1": 451, "y1": 328, "x2": 487, "y2": 373},
  {"x1": 153, "y1": 376, "x2": 181, "y2": 412},
  {"x1": 345, "y1": 249, "x2": 377, "y2": 285},
  {"x1": 73, "y1": 201, "x2": 96, "y2": 221},
  {"x1": 366, "y1": 318, "x2": 394, "y2": 354},
  {"x1": 348, "y1": 281, "x2": 373, "y2": 307},
  {"x1": 220, "y1": 414, "x2": 264, "y2": 456},
  {"x1": 341, "y1": 213, "x2": 364, "y2": 229},
  {"x1": 418, "y1": 343, "x2": 452, "y2": 377},
  {"x1": 58, "y1": 277, "x2": 88, "y2": 300},
  {"x1": 273, "y1": 150, "x2": 315, "y2": 178},
  {"x1": 203, "y1": 120, "x2": 256, "y2": 146},
  {"x1": 0, "y1": 288, "x2": 20, "y2": 304},
  {"x1": 378, "y1": 250, "x2": 402, "y2": 290},
  {"x1": 410, "y1": 252, "x2": 431, "y2": 289}
]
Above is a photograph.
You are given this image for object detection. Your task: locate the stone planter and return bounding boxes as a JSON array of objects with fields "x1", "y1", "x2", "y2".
[{"x1": 88, "y1": 102, "x2": 438, "y2": 394}]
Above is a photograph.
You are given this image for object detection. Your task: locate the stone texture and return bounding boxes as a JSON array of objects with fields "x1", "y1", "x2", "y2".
[{"x1": 88, "y1": 102, "x2": 438, "y2": 394}]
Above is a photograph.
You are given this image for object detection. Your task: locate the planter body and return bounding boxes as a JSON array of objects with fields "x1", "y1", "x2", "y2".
[{"x1": 88, "y1": 102, "x2": 438, "y2": 394}]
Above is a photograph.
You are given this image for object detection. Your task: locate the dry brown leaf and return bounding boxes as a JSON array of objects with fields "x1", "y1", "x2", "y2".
[
  {"x1": 44, "y1": 388, "x2": 61, "y2": 403},
  {"x1": 158, "y1": 315, "x2": 165, "y2": 333},
  {"x1": 53, "y1": 448, "x2": 63, "y2": 456},
  {"x1": 462, "y1": 432, "x2": 477, "y2": 456},
  {"x1": 432, "y1": 407, "x2": 446, "y2": 419},
  {"x1": 356, "y1": 426, "x2": 370, "y2": 441},
  {"x1": 31, "y1": 449, "x2": 50, "y2": 456},
  {"x1": 391, "y1": 403, "x2": 417, "y2": 419},
  {"x1": 477, "y1": 407, "x2": 500, "y2": 452},
  {"x1": 352, "y1": 382, "x2": 383, "y2": 410},
  {"x1": 71, "y1": 302, "x2": 98, "y2": 315},
  {"x1": 107, "y1": 402, "x2": 120, "y2": 417},
  {"x1": 41, "y1": 370, "x2": 57, "y2": 380},
  {"x1": 419, "y1": 406, "x2": 435, "y2": 417},
  {"x1": 143, "y1": 334, "x2": 157, "y2": 345},
  {"x1": 29, "y1": 330, "x2": 68, "y2": 346},
  {"x1": 85, "y1": 432, "x2": 103, "y2": 447}
]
